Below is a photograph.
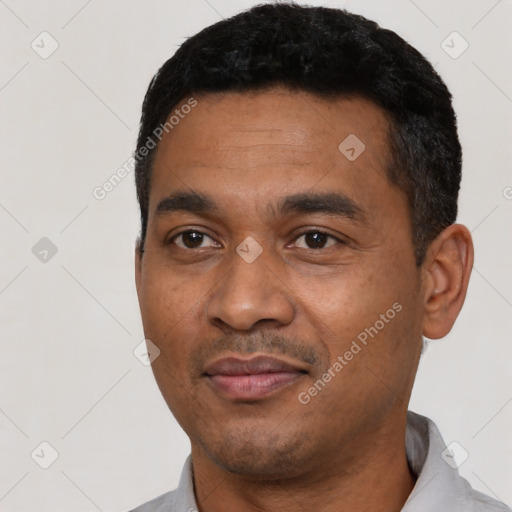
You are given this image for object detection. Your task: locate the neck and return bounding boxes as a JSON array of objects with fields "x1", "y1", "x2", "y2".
[{"x1": 191, "y1": 416, "x2": 416, "y2": 512}]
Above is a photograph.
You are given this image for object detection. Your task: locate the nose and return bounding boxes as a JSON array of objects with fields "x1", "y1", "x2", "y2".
[{"x1": 207, "y1": 244, "x2": 295, "y2": 332}]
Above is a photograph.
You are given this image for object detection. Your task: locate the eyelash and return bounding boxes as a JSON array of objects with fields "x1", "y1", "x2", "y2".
[{"x1": 167, "y1": 229, "x2": 344, "y2": 250}]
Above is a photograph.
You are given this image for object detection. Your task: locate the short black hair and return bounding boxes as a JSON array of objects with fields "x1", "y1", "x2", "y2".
[{"x1": 134, "y1": 2, "x2": 461, "y2": 265}]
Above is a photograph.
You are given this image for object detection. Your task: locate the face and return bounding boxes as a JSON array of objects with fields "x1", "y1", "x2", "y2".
[{"x1": 135, "y1": 88, "x2": 425, "y2": 478}]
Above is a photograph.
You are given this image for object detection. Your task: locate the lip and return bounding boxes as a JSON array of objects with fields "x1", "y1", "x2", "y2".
[{"x1": 204, "y1": 355, "x2": 307, "y2": 401}]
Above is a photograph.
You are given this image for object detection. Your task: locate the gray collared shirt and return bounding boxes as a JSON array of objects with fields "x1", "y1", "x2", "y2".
[{"x1": 130, "y1": 411, "x2": 511, "y2": 511}]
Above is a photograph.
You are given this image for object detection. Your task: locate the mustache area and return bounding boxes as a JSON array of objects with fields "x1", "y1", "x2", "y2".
[{"x1": 190, "y1": 331, "x2": 325, "y2": 377}]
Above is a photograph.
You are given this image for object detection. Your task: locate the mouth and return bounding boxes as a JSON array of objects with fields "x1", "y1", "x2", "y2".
[{"x1": 203, "y1": 354, "x2": 308, "y2": 401}]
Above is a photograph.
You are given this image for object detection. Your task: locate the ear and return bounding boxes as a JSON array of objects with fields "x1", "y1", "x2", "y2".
[
  {"x1": 421, "y1": 224, "x2": 474, "y2": 339},
  {"x1": 135, "y1": 236, "x2": 143, "y2": 300}
]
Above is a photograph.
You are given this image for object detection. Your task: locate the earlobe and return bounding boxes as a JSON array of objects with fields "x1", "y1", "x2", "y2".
[{"x1": 422, "y1": 224, "x2": 474, "y2": 339}]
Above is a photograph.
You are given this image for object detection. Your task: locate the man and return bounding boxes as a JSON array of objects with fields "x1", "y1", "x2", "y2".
[{"x1": 130, "y1": 3, "x2": 510, "y2": 511}]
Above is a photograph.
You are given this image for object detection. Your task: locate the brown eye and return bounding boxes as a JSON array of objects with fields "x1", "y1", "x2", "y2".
[
  {"x1": 171, "y1": 230, "x2": 218, "y2": 249},
  {"x1": 294, "y1": 231, "x2": 340, "y2": 249}
]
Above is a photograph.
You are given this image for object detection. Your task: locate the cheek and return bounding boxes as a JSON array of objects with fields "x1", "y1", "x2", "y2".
[
  {"x1": 289, "y1": 265, "x2": 400, "y2": 351},
  {"x1": 140, "y1": 260, "x2": 195, "y2": 321},
  {"x1": 138, "y1": 268, "x2": 204, "y2": 361},
  {"x1": 138, "y1": 272, "x2": 204, "y2": 415}
]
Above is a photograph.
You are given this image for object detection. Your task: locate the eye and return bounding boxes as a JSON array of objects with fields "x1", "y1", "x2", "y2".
[
  {"x1": 170, "y1": 230, "x2": 220, "y2": 249},
  {"x1": 293, "y1": 231, "x2": 342, "y2": 250}
]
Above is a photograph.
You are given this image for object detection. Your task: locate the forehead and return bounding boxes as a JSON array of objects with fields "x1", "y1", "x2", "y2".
[{"x1": 149, "y1": 88, "x2": 399, "y2": 221}]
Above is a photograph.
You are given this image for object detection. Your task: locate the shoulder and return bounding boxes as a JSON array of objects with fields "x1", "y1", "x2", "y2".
[
  {"x1": 128, "y1": 455, "x2": 196, "y2": 512},
  {"x1": 128, "y1": 489, "x2": 177, "y2": 512},
  {"x1": 406, "y1": 411, "x2": 511, "y2": 512},
  {"x1": 461, "y1": 478, "x2": 511, "y2": 512}
]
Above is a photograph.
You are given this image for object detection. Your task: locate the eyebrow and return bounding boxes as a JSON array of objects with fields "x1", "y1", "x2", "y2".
[
  {"x1": 154, "y1": 190, "x2": 365, "y2": 222},
  {"x1": 154, "y1": 191, "x2": 219, "y2": 217},
  {"x1": 276, "y1": 192, "x2": 365, "y2": 221}
]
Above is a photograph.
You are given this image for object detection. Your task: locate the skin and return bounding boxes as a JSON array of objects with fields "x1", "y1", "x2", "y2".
[{"x1": 135, "y1": 87, "x2": 474, "y2": 511}]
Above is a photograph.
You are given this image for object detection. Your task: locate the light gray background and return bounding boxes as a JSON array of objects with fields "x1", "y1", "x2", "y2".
[{"x1": 1, "y1": 0, "x2": 511, "y2": 510}]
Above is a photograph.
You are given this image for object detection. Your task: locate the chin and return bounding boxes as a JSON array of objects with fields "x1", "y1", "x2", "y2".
[{"x1": 196, "y1": 424, "x2": 315, "y2": 479}]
